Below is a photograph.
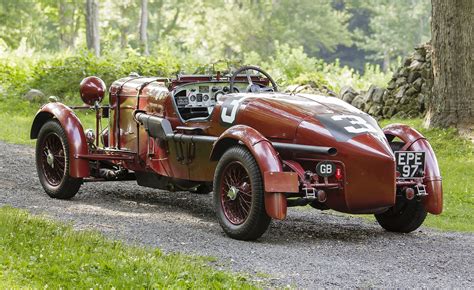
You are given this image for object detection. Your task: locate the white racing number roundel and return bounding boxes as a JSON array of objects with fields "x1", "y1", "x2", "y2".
[
  {"x1": 221, "y1": 99, "x2": 241, "y2": 124},
  {"x1": 220, "y1": 96, "x2": 250, "y2": 125}
]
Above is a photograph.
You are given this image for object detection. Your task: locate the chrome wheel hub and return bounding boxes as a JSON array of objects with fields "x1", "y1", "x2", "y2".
[
  {"x1": 46, "y1": 150, "x2": 54, "y2": 168},
  {"x1": 227, "y1": 186, "x2": 238, "y2": 200}
]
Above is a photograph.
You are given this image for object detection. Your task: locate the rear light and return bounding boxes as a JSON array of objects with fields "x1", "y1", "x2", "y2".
[{"x1": 335, "y1": 168, "x2": 343, "y2": 181}]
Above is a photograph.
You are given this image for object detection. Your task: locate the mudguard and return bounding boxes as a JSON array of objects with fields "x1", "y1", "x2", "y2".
[
  {"x1": 30, "y1": 102, "x2": 90, "y2": 178},
  {"x1": 210, "y1": 125, "x2": 297, "y2": 220},
  {"x1": 383, "y1": 124, "x2": 443, "y2": 214}
]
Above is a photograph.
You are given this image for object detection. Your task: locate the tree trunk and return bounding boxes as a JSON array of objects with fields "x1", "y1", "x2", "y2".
[
  {"x1": 139, "y1": 0, "x2": 149, "y2": 56},
  {"x1": 427, "y1": 0, "x2": 473, "y2": 133},
  {"x1": 59, "y1": 0, "x2": 78, "y2": 50},
  {"x1": 382, "y1": 49, "x2": 390, "y2": 72},
  {"x1": 85, "y1": 0, "x2": 100, "y2": 57}
]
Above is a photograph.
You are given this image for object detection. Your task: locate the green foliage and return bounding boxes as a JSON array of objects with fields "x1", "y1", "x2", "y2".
[
  {"x1": 0, "y1": 49, "x2": 186, "y2": 102},
  {"x1": 0, "y1": 43, "x2": 392, "y2": 106},
  {"x1": 0, "y1": 0, "x2": 432, "y2": 72},
  {"x1": 0, "y1": 206, "x2": 256, "y2": 288},
  {"x1": 353, "y1": 0, "x2": 431, "y2": 69},
  {"x1": 246, "y1": 43, "x2": 392, "y2": 91},
  {"x1": 258, "y1": 43, "x2": 323, "y2": 84}
]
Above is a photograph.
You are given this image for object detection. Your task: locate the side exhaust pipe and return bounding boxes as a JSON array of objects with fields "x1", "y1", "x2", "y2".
[
  {"x1": 134, "y1": 111, "x2": 337, "y2": 156},
  {"x1": 272, "y1": 142, "x2": 337, "y2": 156}
]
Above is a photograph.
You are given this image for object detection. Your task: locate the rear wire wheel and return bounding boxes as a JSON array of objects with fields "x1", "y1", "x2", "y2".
[
  {"x1": 374, "y1": 141, "x2": 427, "y2": 233},
  {"x1": 36, "y1": 120, "x2": 82, "y2": 199},
  {"x1": 213, "y1": 146, "x2": 270, "y2": 240}
]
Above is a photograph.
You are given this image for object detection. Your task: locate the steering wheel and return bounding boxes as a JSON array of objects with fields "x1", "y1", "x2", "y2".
[{"x1": 229, "y1": 65, "x2": 278, "y2": 93}]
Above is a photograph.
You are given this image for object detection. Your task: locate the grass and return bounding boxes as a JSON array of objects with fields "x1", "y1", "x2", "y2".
[
  {"x1": 0, "y1": 206, "x2": 255, "y2": 288},
  {"x1": 0, "y1": 98, "x2": 96, "y2": 146}
]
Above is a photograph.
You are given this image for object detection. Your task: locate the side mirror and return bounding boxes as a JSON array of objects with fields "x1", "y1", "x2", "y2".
[{"x1": 80, "y1": 76, "x2": 106, "y2": 106}]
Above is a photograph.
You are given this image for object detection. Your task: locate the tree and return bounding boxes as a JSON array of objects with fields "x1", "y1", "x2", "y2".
[
  {"x1": 139, "y1": 0, "x2": 149, "y2": 56},
  {"x1": 354, "y1": 0, "x2": 431, "y2": 71},
  {"x1": 426, "y1": 0, "x2": 473, "y2": 132},
  {"x1": 85, "y1": 0, "x2": 100, "y2": 57},
  {"x1": 59, "y1": 0, "x2": 81, "y2": 50}
]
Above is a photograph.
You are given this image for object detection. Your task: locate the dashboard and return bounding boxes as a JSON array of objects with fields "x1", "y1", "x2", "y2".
[{"x1": 174, "y1": 82, "x2": 247, "y2": 109}]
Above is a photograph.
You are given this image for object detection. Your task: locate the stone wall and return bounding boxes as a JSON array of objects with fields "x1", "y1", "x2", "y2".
[{"x1": 340, "y1": 44, "x2": 433, "y2": 119}]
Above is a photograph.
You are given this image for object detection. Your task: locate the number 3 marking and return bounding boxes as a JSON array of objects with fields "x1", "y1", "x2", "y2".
[{"x1": 331, "y1": 115, "x2": 377, "y2": 134}]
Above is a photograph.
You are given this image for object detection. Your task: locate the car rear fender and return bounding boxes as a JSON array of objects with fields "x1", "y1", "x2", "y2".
[
  {"x1": 30, "y1": 102, "x2": 90, "y2": 178},
  {"x1": 383, "y1": 124, "x2": 442, "y2": 214},
  {"x1": 211, "y1": 125, "x2": 297, "y2": 220}
]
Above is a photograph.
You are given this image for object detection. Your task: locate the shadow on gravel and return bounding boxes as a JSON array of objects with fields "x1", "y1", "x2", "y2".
[{"x1": 71, "y1": 182, "x2": 417, "y2": 245}]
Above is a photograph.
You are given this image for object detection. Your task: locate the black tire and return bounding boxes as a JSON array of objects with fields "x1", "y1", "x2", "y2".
[
  {"x1": 213, "y1": 146, "x2": 271, "y2": 240},
  {"x1": 375, "y1": 198, "x2": 427, "y2": 233},
  {"x1": 36, "y1": 120, "x2": 82, "y2": 199},
  {"x1": 374, "y1": 140, "x2": 427, "y2": 233}
]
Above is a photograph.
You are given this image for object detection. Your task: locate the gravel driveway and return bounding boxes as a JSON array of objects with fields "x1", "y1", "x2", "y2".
[{"x1": 0, "y1": 141, "x2": 472, "y2": 288}]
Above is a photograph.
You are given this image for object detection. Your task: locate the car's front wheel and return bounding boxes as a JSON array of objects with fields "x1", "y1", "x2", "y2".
[
  {"x1": 213, "y1": 146, "x2": 271, "y2": 240},
  {"x1": 36, "y1": 120, "x2": 82, "y2": 199}
]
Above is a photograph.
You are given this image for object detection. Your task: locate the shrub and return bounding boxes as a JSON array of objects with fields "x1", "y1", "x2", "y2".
[{"x1": 0, "y1": 43, "x2": 392, "y2": 105}]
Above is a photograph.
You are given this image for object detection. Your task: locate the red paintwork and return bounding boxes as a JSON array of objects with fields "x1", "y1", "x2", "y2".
[
  {"x1": 264, "y1": 171, "x2": 299, "y2": 193},
  {"x1": 80, "y1": 76, "x2": 106, "y2": 105},
  {"x1": 31, "y1": 102, "x2": 89, "y2": 178},
  {"x1": 383, "y1": 124, "x2": 443, "y2": 214},
  {"x1": 31, "y1": 73, "x2": 443, "y2": 221}
]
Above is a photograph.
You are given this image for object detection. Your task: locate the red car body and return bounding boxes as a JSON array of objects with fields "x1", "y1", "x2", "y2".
[{"x1": 31, "y1": 67, "x2": 442, "y2": 240}]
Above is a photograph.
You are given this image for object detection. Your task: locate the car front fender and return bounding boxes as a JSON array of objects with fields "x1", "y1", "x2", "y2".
[
  {"x1": 384, "y1": 124, "x2": 443, "y2": 214},
  {"x1": 31, "y1": 102, "x2": 90, "y2": 178},
  {"x1": 211, "y1": 125, "x2": 298, "y2": 220}
]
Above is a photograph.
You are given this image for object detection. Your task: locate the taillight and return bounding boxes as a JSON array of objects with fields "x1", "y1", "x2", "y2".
[{"x1": 335, "y1": 168, "x2": 343, "y2": 181}]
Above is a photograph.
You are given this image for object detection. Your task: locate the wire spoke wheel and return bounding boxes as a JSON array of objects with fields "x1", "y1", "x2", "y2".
[
  {"x1": 40, "y1": 133, "x2": 66, "y2": 186},
  {"x1": 213, "y1": 146, "x2": 271, "y2": 240},
  {"x1": 220, "y1": 161, "x2": 253, "y2": 225},
  {"x1": 35, "y1": 120, "x2": 82, "y2": 199}
]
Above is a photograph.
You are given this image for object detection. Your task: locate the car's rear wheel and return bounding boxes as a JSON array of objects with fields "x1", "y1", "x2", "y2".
[
  {"x1": 213, "y1": 146, "x2": 270, "y2": 240},
  {"x1": 374, "y1": 141, "x2": 427, "y2": 233},
  {"x1": 375, "y1": 196, "x2": 427, "y2": 233},
  {"x1": 36, "y1": 120, "x2": 82, "y2": 199}
]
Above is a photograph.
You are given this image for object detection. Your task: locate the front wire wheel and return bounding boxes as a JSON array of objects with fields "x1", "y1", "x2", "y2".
[
  {"x1": 36, "y1": 120, "x2": 82, "y2": 199},
  {"x1": 213, "y1": 146, "x2": 270, "y2": 240}
]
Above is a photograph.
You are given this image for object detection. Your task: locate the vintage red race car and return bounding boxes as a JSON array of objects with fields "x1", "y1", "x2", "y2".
[{"x1": 31, "y1": 66, "x2": 443, "y2": 240}]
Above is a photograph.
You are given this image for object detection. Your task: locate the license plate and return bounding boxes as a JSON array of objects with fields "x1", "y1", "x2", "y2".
[{"x1": 395, "y1": 151, "x2": 425, "y2": 178}]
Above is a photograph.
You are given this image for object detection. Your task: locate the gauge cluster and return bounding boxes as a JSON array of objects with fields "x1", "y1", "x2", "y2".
[{"x1": 174, "y1": 83, "x2": 242, "y2": 108}]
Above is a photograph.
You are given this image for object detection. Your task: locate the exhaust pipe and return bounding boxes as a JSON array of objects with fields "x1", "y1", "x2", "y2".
[
  {"x1": 272, "y1": 142, "x2": 337, "y2": 156},
  {"x1": 135, "y1": 112, "x2": 337, "y2": 156}
]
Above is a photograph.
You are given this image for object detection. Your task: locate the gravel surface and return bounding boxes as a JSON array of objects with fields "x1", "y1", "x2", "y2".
[{"x1": 0, "y1": 141, "x2": 473, "y2": 288}]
